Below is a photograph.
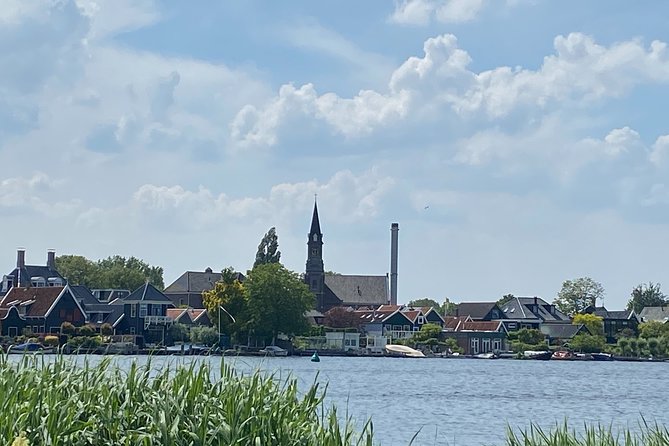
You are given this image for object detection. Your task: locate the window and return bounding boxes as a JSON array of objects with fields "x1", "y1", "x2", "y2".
[
  {"x1": 152, "y1": 305, "x2": 161, "y2": 316},
  {"x1": 493, "y1": 339, "x2": 501, "y2": 351},
  {"x1": 471, "y1": 338, "x2": 480, "y2": 354},
  {"x1": 403, "y1": 325, "x2": 410, "y2": 331},
  {"x1": 417, "y1": 316, "x2": 425, "y2": 324},
  {"x1": 139, "y1": 304, "x2": 148, "y2": 318},
  {"x1": 313, "y1": 234, "x2": 318, "y2": 241},
  {"x1": 130, "y1": 304, "x2": 136, "y2": 318},
  {"x1": 8, "y1": 327, "x2": 18, "y2": 337},
  {"x1": 50, "y1": 327, "x2": 60, "y2": 334},
  {"x1": 33, "y1": 326, "x2": 39, "y2": 334},
  {"x1": 130, "y1": 327, "x2": 135, "y2": 335},
  {"x1": 482, "y1": 338, "x2": 491, "y2": 352}
]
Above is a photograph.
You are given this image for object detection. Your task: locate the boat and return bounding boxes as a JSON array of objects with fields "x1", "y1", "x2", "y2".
[
  {"x1": 384, "y1": 344, "x2": 425, "y2": 358},
  {"x1": 7, "y1": 342, "x2": 55, "y2": 354},
  {"x1": 523, "y1": 350, "x2": 553, "y2": 360},
  {"x1": 473, "y1": 352, "x2": 498, "y2": 359},
  {"x1": 310, "y1": 351, "x2": 320, "y2": 362},
  {"x1": 591, "y1": 352, "x2": 614, "y2": 361},
  {"x1": 551, "y1": 350, "x2": 574, "y2": 360},
  {"x1": 259, "y1": 345, "x2": 288, "y2": 357}
]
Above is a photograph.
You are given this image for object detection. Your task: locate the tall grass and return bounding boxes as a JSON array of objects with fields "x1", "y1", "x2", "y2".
[
  {"x1": 506, "y1": 421, "x2": 669, "y2": 446},
  {"x1": 0, "y1": 355, "x2": 374, "y2": 445}
]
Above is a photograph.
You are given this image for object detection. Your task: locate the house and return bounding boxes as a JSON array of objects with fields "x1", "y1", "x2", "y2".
[
  {"x1": 110, "y1": 282, "x2": 174, "y2": 344},
  {"x1": 499, "y1": 296, "x2": 570, "y2": 331},
  {"x1": 585, "y1": 306, "x2": 638, "y2": 343},
  {"x1": 356, "y1": 308, "x2": 417, "y2": 341},
  {"x1": 91, "y1": 289, "x2": 130, "y2": 302},
  {"x1": 2, "y1": 249, "x2": 65, "y2": 296},
  {"x1": 419, "y1": 307, "x2": 446, "y2": 327},
  {"x1": 304, "y1": 201, "x2": 389, "y2": 312},
  {"x1": 442, "y1": 317, "x2": 507, "y2": 355},
  {"x1": 0, "y1": 285, "x2": 86, "y2": 336},
  {"x1": 325, "y1": 331, "x2": 360, "y2": 351},
  {"x1": 540, "y1": 323, "x2": 590, "y2": 346},
  {"x1": 453, "y1": 302, "x2": 506, "y2": 321},
  {"x1": 166, "y1": 308, "x2": 210, "y2": 326},
  {"x1": 639, "y1": 306, "x2": 669, "y2": 323},
  {"x1": 163, "y1": 267, "x2": 243, "y2": 308}
]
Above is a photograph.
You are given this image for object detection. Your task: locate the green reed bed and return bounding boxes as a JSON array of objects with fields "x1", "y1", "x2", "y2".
[
  {"x1": 505, "y1": 421, "x2": 669, "y2": 446},
  {"x1": 0, "y1": 355, "x2": 374, "y2": 446}
]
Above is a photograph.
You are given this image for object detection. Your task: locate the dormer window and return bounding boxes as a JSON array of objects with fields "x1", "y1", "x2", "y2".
[
  {"x1": 31, "y1": 277, "x2": 46, "y2": 287},
  {"x1": 47, "y1": 277, "x2": 63, "y2": 287}
]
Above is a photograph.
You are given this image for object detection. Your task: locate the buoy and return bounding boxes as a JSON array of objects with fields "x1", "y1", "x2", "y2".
[{"x1": 310, "y1": 351, "x2": 320, "y2": 362}]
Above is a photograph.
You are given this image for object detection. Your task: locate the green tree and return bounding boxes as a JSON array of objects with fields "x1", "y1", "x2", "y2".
[
  {"x1": 497, "y1": 294, "x2": 515, "y2": 307},
  {"x1": 246, "y1": 263, "x2": 314, "y2": 344},
  {"x1": 516, "y1": 328, "x2": 544, "y2": 345},
  {"x1": 554, "y1": 277, "x2": 605, "y2": 316},
  {"x1": 407, "y1": 298, "x2": 440, "y2": 309},
  {"x1": 97, "y1": 256, "x2": 164, "y2": 290},
  {"x1": 55, "y1": 255, "x2": 99, "y2": 287},
  {"x1": 627, "y1": 282, "x2": 667, "y2": 314},
  {"x1": 202, "y1": 267, "x2": 248, "y2": 342},
  {"x1": 100, "y1": 323, "x2": 113, "y2": 337},
  {"x1": 190, "y1": 326, "x2": 219, "y2": 346},
  {"x1": 169, "y1": 323, "x2": 190, "y2": 343},
  {"x1": 639, "y1": 321, "x2": 669, "y2": 339},
  {"x1": 253, "y1": 227, "x2": 281, "y2": 268},
  {"x1": 572, "y1": 313, "x2": 604, "y2": 337},
  {"x1": 442, "y1": 338, "x2": 463, "y2": 354},
  {"x1": 569, "y1": 334, "x2": 606, "y2": 353},
  {"x1": 413, "y1": 323, "x2": 442, "y2": 342}
]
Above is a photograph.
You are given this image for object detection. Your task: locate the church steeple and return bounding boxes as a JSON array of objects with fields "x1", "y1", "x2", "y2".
[{"x1": 305, "y1": 198, "x2": 325, "y2": 311}]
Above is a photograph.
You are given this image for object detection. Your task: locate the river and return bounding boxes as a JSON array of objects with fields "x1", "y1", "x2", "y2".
[{"x1": 13, "y1": 355, "x2": 669, "y2": 445}]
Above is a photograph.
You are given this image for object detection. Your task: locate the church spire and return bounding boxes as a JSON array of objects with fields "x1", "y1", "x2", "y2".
[{"x1": 309, "y1": 197, "x2": 321, "y2": 236}]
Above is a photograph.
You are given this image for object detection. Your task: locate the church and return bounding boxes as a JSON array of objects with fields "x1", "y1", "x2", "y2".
[{"x1": 304, "y1": 201, "x2": 392, "y2": 312}]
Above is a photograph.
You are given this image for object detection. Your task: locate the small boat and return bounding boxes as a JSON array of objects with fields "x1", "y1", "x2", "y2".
[
  {"x1": 551, "y1": 350, "x2": 574, "y2": 360},
  {"x1": 523, "y1": 350, "x2": 553, "y2": 360},
  {"x1": 385, "y1": 344, "x2": 425, "y2": 358},
  {"x1": 473, "y1": 352, "x2": 497, "y2": 359},
  {"x1": 259, "y1": 345, "x2": 288, "y2": 357},
  {"x1": 310, "y1": 351, "x2": 320, "y2": 362},
  {"x1": 591, "y1": 352, "x2": 614, "y2": 361}
]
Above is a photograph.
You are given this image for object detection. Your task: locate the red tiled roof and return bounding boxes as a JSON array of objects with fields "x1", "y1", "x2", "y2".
[
  {"x1": 166, "y1": 308, "x2": 187, "y2": 320},
  {"x1": 0, "y1": 287, "x2": 64, "y2": 317},
  {"x1": 459, "y1": 321, "x2": 503, "y2": 332},
  {"x1": 189, "y1": 309, "x2": 207, "y2": 321},
  {"x1": 402, "y1": 310, "x2": 421, "y2": 323},
  {"x1": 377, "y1": 305, "x2": 402, "y2": 312},
  {"x1": 443, "y1": 316, "x2": 469, "y2": 330}
]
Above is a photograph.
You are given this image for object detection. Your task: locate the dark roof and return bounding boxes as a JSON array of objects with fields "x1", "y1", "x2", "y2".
[
  {"x1": 639, "y1": 306, "x2": 669, "y2": 323},
  {"x1": 122, "y1": 283, "x2": 173, "y2": 304},
  {"x1": 592, "y1": 306, "x2": 636, "y2": 320},
  {"x1": 540, "y1": 323, "x2": 588, "y2": 339},
  {"x1": 164, "y1": 270, "x2": 244, "y2": 294},
  {"x1": 455, "y1": 302, "x2": 499, "y2": 319},
  {"x1": 6, "y1": 265, "x2": 65, "y2": 288},
  {"x1": 70, "y1": 285, "x2": 100, "y2": 307},
  {"x1": 459, "y1": 321, "x2": 504, "y2": 332},
  {"x1": 0, "y1": 286, "x2": 65, "y2": 317},
  {"x1": 309, "y1": 201, "x2": 321, "y2": 235},
  {"x1": 324, "y1": 275, "x2": 388, "y2": 306},
  {"x1": 501, "y1": 297, "x2": 569, "y2": 322}
]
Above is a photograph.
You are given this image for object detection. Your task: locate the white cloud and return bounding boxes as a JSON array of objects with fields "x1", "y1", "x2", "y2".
[
  {"x1": 390, "y1": 0, "x2": 486, "y2": 25},
  {"x1": 649, "y1": 135, "x2": 669, "y2": 167},
  {"x1": 0, "y1": 173, "x2": 80, "y2": 216}
]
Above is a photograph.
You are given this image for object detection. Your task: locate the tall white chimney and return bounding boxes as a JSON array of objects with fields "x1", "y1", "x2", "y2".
[{"x1": 390, "y1": 223, "x2": 399, "y2": 305}]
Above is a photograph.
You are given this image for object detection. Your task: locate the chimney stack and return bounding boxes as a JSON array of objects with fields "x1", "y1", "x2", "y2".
[
  {"x1": 390, "y1": 223, "x2": 399, "y2": 305},
  {"x1": 17, "y1": 248, "x2": 25, "y2": 268},
  {"x1": 47, "y1": 249, "x2": 56, "y2": 269}
]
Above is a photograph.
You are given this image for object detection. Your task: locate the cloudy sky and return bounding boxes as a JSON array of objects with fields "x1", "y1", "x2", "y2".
[{"x1": 2, "y1": 0, "x2": 669, "y2": 309}]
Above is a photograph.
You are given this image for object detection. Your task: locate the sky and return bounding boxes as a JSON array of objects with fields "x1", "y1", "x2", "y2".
[{"x1": 2, "y1": 0, "x2": 669, "y2": 309}]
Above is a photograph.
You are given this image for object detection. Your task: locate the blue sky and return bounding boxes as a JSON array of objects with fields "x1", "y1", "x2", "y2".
[{"x1": 2, "y1": 0, "x2": 669, "y2": 309}]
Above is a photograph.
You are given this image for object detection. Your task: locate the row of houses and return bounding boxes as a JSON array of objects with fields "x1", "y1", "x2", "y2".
[{"x1": 0, "y1": 249, "x2": 215, "y2": 344}]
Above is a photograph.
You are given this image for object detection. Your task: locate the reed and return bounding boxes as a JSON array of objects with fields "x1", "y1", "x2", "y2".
[
  {"x1": 505, "y1": 421, "x2": 669, "y2": 446},
  {"x1": 0, "y1": 355, "x2": 374, "y2": 446}
]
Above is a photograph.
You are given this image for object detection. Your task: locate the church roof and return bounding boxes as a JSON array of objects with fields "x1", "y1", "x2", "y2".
[
  {"x1": 324, "y1": 275, "x2": 388, "y2": 306},
  {"x1": 309, "y1": 201, "x2": 321, "y2": 235}
]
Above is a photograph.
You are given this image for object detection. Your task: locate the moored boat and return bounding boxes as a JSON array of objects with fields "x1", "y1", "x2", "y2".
[
  {"x1": 591, "y1": 352, "x2": 614, "y2": 361},
  {"x1": 385, "y1": 344, "x2": 425, "y2": 358},
  {"x1": 551, "y1": 350, "x2": 574, "y2": 360},
  {"x1": 524, "y1": 350, "x2": 553, "y2": 360}
]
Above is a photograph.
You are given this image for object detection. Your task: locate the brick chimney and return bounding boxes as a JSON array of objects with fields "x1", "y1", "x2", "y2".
[
  {"x1": 17, "y1": 248, "x2": 25, "y2": 268},
  {"x1": 47, "y1": 249, "x2": 56, "y2": 269}
]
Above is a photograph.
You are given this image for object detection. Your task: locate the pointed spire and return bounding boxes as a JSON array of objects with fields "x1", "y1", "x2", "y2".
[{"x1": 309, "y1": 197, "x2": 321, "y2": 235}]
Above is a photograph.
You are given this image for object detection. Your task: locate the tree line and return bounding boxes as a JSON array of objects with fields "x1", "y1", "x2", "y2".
[{"x1": 55, "y1": 255, "x2": 165, "y2": 291}]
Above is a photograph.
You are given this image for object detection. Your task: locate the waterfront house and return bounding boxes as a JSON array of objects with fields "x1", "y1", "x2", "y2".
[
  {"x1": 419, "y1": 307, "x2": 446, "y2": 327},
  {"x1": 443, "y1": 317, "x2": 507, "y2": 355},
  {"x1": 164, "y1": 267, "x2": 243, "y2": 308},
  {"x1": 584, "y1": 306, "x2": 638, "y2": 343},
  {"x1": 453, "y1": 302, "x2": 506, "y2": 321},
  {"x1": 325, "y1": 331, "x2": 360, "y2": 351},
  {"x1": 2, "y1": 249, "x2": 65, "y2": 297},
  {"x1": 110, "y1": 282, "x2": 174, "y2": 344},
  {"x1": 499, "y1": 296, "x2": 570, "y2": 331},
  {"x1": 540, "y1": 323, "x2": 590, "y2": 346},
  {"x1": 356, "y1": 308, "x2": 416, "y2": 341},
  {"x1": 639, "y1": 306, "x2": 669, "y2": 323},
  {"x1": 0, "y1": 285, "x2": 86, "y2": 336}
]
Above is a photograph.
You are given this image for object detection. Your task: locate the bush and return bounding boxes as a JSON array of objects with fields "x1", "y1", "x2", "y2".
[
  {"x1": 100, "y1": 323, "x2": 113, "y2": 337},
  {"x1": 61, "y1": 322, "x2": 76, "y2": 336},
  {"x1": 190, "y1": 326, "x2": 219, "y2": 346},
  {"x1": 78, "y1": 324, "x2": 96, "y2": 337},
  {"x1": 169, "y1": 323, "x2": 190, "y2": 343},
  {"x1": 569, "y1": 334, "x2": 606, "y2": 353},
  {"x1": 44, "y1": 336, "x2": 60, "y2": 347}
]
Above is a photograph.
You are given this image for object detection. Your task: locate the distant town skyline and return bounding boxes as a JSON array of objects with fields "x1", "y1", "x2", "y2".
[{"x1": 2, "y1": 1, "x2": 669, "y2": 309}]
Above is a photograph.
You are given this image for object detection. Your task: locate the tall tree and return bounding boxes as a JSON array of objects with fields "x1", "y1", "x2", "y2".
[
  {"x1": 202, "y1": 267, "x2": 248, "y2": 341},
  {"x1": 246, "y1": 263, "x2": 314, "y2": 344},
  {"x1": 554, "y1": 277, "x2": 605, "y2": 316},
  {"x1": 253, "y1": 227, "x2": 281, "y2": 268},
  {"x1": 627, "y1": 282, "x2": 667, "y2": 314},
  {"x1": 55, "y1": 254, "x2": 164, "y2": 291},
  {"x1": 407, "y1": 298, "x2": 440, "y2": 309},
  {"x1": 572, "y1": 313, "x2": 604, "y2": 337},
  {"x1": 55, "y1": 255, "x2": 99, "y2": 288}
]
